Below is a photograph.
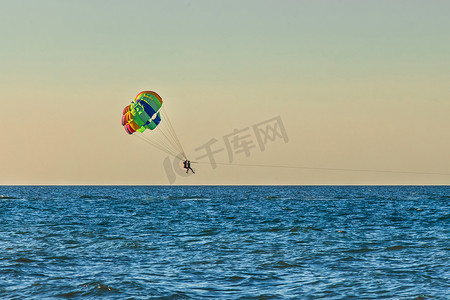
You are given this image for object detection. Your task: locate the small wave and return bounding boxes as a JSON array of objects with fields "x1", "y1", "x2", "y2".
[
  {"x1": 198, "y1": 228, "x2": 219, "y2": 236},
  {"x1": 122, "y1": 241, "x2": 141, "y2": 249},
  {"x1": 437, "y1": 214, "x2": 449, "y2": 221},
  {"x1": 385, "y1": 245, "x2": 406, "y2": 251},
  {"x1": 96, "y1": 283, "x2": 117, "y2": 291},
  {"x1": 14, "y1": 257, "x2": 35, "y2": 263},
  {"x1": 282, "y1": 206, "x2": 295, "y2": 211},
  {"x1": 265, "y1": 227, "x2": 285, "y2": 233},
  {"x1": 57, "y1": 291, "x2": 83, "y2": 298},
  {"x1": 345, "y1": 248, "x2": 376, "y2": 254},
  {"x1": 186, "y1": 197, "x2": 211, "y2": 201},
  {"x1": 408, "y1": 207, "x2": 424, "y2": 212},
  {"x1": 160, "y1": 291, "x2": 192, "y2": 299},
  {"x1": 240, "y1": 293, "x2": 283, "y2": 300},
  {"x1": 0, "y1": 195, "x2": 19, "y2": 199},
  {"x1": 166, "y1": 195, "x2": 209, "y2": 201},
  {"x1": 79, "y1": 195, "x2": 117, "y2": 200},
  {"x1": 413, "y1": 294, "x2": 437, "y2": 300},
  {"x1": 304, "y1": 226, "x2": 323, "y2": 232},
  {"x1": 166, "y1": 195, "x2": 184, "y2": 200},
  {"x1": 80, "y1": 282, "x2": 119, "y2": 296},
  {"x1": 141, "y1": 196, "x2": 165, "y2": 201},
  {"x1": 261, "y1": 260, "x2": 301, "y2": 269},
  {"x1": 289, "y1": 226, "x2": 300, "y2": 232},
  {"x1": 48, "y1": 255, "x2": 74, "y2": 261},
  {"x1": 227, "y1": 275, "x2": 246, "y2": 282}
]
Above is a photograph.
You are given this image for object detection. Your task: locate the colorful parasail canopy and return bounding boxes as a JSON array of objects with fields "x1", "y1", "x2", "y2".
[
  {"x1": 121, "y1": 91, "x2": 163, "y2": 134},
  {"x1": 121, "y1": 90, "x2": 187, "y2": 160}
]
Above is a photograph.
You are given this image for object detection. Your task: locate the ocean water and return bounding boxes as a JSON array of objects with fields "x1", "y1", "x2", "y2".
[{"x1": 0, "y1": 186, "x2": 448, "y2": 299}]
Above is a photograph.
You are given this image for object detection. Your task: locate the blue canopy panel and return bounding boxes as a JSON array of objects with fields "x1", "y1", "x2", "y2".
[{"x1": 144, "y1": 112, "x2": 161, "y2": 130}]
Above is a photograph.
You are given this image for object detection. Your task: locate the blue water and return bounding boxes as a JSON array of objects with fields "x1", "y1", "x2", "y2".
[{"x1": 0, "y1": 186, "x2": 449, "y2": 299}]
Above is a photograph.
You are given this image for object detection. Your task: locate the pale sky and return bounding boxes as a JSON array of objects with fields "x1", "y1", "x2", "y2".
[{"x1": 1, "y1": 0, "x2": 449, "y2": 185}]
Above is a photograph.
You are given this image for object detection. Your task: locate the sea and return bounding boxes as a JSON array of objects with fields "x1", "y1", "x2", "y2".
[{"x1": 0, "y1": 185, "x2": 448, "y2": 299}]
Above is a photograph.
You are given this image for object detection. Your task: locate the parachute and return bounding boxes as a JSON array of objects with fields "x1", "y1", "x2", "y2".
[
  {"x1": 121, "y1": 91, "x2": 186, "y2": 160},
  {"x1": 122, "y1": 91, "x2": 162, "y2": 134}
]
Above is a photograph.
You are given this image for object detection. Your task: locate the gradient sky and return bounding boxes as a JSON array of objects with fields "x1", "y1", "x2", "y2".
[{"x1": 1, "y1": 0, "x2": 449, "y2": 185}]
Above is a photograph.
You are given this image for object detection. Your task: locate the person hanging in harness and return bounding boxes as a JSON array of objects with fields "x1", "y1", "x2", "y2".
[{"x1": 183, "y1": 160, "x2": 195, "y2": 174}]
